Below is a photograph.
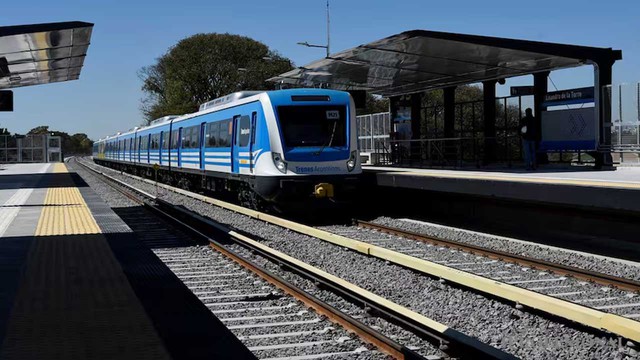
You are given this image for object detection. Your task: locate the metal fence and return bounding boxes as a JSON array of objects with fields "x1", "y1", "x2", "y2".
[
  {"x1": 356, "y1": 112, "x2": 392, "y2": 164},
  {"x1": 606, "y1": 83, "x2": 640, "y2": 164},
  {"x1": 0, "y1": 134, "x2": 62, "y2": 163}
]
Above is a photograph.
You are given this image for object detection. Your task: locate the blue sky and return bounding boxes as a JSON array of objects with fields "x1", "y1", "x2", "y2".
[{"x1": 1, "y1": 0, "x2": 638, "y2": 139}]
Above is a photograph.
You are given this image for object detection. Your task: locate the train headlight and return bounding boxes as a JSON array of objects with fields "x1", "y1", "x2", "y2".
[
  {"x1": 272, "y1": 152, "x2": 287, "y2": 174},
  {"x1": 346, "y1": 150, "x2": 357, "y2": 172}
]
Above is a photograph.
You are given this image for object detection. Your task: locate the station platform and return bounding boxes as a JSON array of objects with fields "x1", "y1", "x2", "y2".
[
  {"x1": 0, "y1": 163, "x2": 254, "y2": 360},
  {"x1": 363, "y1": 165, "x2": 640, "y2": 213}
]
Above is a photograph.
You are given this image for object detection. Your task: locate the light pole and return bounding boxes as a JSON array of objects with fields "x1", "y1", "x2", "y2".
[{"x1": 297, "y1": 0, "x2": 330, "y2": 58}]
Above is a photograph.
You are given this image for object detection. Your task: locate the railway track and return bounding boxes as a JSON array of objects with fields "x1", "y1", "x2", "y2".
[
  {"x1": 74, "y1": 158, "x2": 513, "y2": 360},
  {"x1": 347, "y1": 220, "x2": 640, "y2": 319},
  {"x1": 76, "y1": 157, "x2": 640, "y2": 358}
]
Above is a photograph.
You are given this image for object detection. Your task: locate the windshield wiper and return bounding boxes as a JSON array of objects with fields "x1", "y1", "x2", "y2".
[{"x1": 314, "y1": 120, "x2": 338, "y2": 156}]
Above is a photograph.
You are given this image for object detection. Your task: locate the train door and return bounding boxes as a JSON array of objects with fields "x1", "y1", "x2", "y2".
[
  {"x1": 231, "y1": 116, "x2": 239, "y2": 173},
  {"x1": 159, "y1": 132, "x2": 163, "y2": 165},
  {"x1": 232, "y1": 115, "x2": 251, "y2": 174},
  {"x1": 249, "y1": 112, "x2": 257, "y2": 173},
  {"x1": 199, "y1": 122, "x2": 206, "y2": 170},
  {"x1": 138, "y1": 136, "x2": 142, "y2": 163},
  {"x1": 177, "y1": 127, "x2": 183, "y2": 168},
  {"x1": 147, "y1": 134, "x2": 151, "y2": 163}
]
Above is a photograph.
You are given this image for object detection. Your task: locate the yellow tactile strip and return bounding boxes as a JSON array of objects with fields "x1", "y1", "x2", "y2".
[
  {"x1": 51, "y1": 163, "x2": 69, "y2": 173},
  {"x1": 35, "y1": 187, "x2": 101, "y2": 236}
]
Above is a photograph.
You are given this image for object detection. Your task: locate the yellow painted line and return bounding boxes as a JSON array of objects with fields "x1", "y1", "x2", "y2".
[
  {"x1": 97, "y1": 163, "x2": 640, "y2": 342},
  {"x1": 35, "y1": 187, "x2": 101, "y2": 236},
  {"x1": 380, "y1": 170, "x2": 640, "y2": 190},
  {"x1": 51, "y1": 163, "x2": 69, "y2": 173}
]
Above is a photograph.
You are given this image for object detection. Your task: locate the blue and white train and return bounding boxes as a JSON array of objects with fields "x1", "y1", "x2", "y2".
[{"x1": 93, "y1": 88, "x2": 361, "y2": 208}]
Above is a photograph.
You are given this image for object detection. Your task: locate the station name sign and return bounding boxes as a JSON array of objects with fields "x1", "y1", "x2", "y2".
[
  {"x1": 510, "y1": 86, "x2": 535, "y2": 97},
  {"x1": 543, "y1": 87, "x2": 594, "y2": 106}
]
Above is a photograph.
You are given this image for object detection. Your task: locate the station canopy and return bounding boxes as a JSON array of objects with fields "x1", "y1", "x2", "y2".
[
  {"x1": 269, "y1": 30, "x2": 622, "y2": 97},
  {"x1": 0, "y1": 21, "x2": 94, "y2": 89}
]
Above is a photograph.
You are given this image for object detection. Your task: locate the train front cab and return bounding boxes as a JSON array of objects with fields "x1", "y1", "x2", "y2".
[{"x1": 255, "y1": 89, "x2": 361, "y2": 204}]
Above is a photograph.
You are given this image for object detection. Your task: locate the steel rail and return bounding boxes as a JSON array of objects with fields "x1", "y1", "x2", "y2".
[
  {"x1": 355, "y1": 220, "x2": 640, "y2": 293},
  {"x1": 73, "y1": 159, "x2": 463, "y2": 360}
]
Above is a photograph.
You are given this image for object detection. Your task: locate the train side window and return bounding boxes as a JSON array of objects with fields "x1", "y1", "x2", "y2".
[
  {"x1": 170, "y1": 130, "x2": 178, "y2": 149},
  {"x1": 238, "y1": 116, "x2": 250, "y2": 147},
  {"x1": 191, "y1": 125, "x2": 200, "y2": 148},
  {"x1": 206, "y1": 122, "x2": 218, "y2": 147},
  {"x1": 218, "y1": 119, "x2": 231, "y2": 147},
  {"x1": 161, "y1": 132, "x2": 167, "y2": 149},
  {"x1": 182, "y1": 129, "x2": 188, "y2": 149}
]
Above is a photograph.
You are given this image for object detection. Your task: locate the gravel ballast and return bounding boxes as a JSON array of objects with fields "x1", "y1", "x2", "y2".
[{"x1": 370, "y1": 217, "x2": 640, "y2": 281}]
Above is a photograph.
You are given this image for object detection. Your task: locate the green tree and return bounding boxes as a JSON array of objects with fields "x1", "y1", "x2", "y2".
[
  {"x1": 359, "y1": 93, "x2": 389, "y2": 115},
  {"x1": 139, "y1": 33, "x2": 294, "y2": 124}
]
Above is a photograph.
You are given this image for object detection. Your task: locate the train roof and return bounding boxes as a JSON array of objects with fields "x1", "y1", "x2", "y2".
[{"x1": 97, "y1": 88, "x2": 352, "y2": 142}]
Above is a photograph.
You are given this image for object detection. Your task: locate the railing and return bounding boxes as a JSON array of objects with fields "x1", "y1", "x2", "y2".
[
  {"x1": 604, "y1": 83, "x2": 640, "y2": 164},
  {"x1": 367, "y1": 136, "x2": 595, "y2": 168}
]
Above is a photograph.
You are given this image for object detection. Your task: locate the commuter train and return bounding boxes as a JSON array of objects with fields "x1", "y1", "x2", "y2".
[{"x1": 93, "y1": 89, "x2": 361, "y2": 209}]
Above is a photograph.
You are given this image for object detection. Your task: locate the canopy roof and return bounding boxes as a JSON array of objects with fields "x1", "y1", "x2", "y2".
[
  {"x1": 269, "y1": 30, "x2": 622, "y2": 97},
  {"x1": 0, "y1": 21, "x2": 94, "y2": 89}
]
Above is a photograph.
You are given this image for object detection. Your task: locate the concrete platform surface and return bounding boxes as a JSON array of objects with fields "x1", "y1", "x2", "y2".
[{"x1": 364, "y1": 165, "x2": 640, "y2": 212}]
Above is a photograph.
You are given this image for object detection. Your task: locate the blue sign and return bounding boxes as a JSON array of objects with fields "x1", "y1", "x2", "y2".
[
  {"x1": 538, "y1": 108, "x2": 597, "y2": 151},
  {"x1": 542, "y1": 87, "x2": 594, "y2": 107}
]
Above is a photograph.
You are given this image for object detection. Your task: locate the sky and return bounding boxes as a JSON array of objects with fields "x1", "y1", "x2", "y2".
[{"x1": 1, "y1": 0, "x2": 639, "y2": 140}]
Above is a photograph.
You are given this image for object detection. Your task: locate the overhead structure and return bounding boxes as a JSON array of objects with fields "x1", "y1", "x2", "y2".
[
  {"x1": 268, "y1": 29, "x2": 621, "y2": 97},
  {"x1": 270, "y1": 29, "x2": 623, "y2": 167},
  {"x1": 0, "y1": 21, "x2": 94, "y2": 89}
]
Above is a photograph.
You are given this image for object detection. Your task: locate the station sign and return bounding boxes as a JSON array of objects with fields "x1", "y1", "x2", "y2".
[
  {"x1": 510, "y1": 86, "x2": 535, "y2": 97},
  {"x1": 0, "y1": 90, "x2": 13, "y2": 112},
  {"x1": 543, "y1": 87, "x2": 594, "y2": 107}
]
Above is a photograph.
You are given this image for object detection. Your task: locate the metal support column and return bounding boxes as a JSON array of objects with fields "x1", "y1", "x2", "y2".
[
  {"x1": 410, "y1": 93, "x2": 423, "y2": 163},
  {"x1": 594, "y1": 62, "x2": 622, "y2": 167},
  {"x1": 482, "y1": 80, "x2": 497, "y2": 165},
  {"x1": 443, "y1": 87, "x2": 456, "y2": 162},
  {"x1": 533, "y1": 71, "x2": 549, "y2": 165},
  {"x1": 389, "y1": 96, "x2": 400, "y2": 163},
  {"x1": 592, "y1": 61, "x2": 614, "y2": 168}
]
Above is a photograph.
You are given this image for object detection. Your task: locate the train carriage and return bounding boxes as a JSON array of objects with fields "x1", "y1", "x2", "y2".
[{"x1": 93, "y1": 88, "x2": 361, "y2": 208}]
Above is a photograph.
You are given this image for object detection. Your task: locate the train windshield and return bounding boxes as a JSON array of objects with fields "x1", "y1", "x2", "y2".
[{"x1": 277, "y1": 105, "x2": 347, "y2": 148}]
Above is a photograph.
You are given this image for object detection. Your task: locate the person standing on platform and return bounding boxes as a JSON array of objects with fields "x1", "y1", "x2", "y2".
[{"x1": 519, "y1": 108, "x2": 537, "y2": 170}]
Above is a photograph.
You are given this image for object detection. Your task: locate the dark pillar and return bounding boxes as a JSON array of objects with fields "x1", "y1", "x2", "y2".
[
  {"x1": 443, "y1": 87, "x2": 456, "y2": 162},
  {"x1": 389, "y1": 96, "x2": 399, "y2": 133},
  {"x1": 410, "y1": 93, "x2": 423, "y2": 163},
  {"x1": 410, "y1": 93, "x2": 422, "y2": 140},
  {"x1": 533, "y1": 71, "x2": 549, "y2": 165},
  {"x1": 592, "y1": 61, "x2": 614, "y2": 168},
  {"x1": 443, "y1": 87, "x2": 456, "y2": 138},
  {"x1": 483, "y1": 80, "x2": 497, "y2": 165},
  {"x1": 389, "y1": 96, "x2": 400, "y2": 164}
]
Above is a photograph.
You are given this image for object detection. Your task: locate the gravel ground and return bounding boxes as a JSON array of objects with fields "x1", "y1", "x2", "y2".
[
  {"x1": 316, "y1": 225, "x2": 640, "y2": 318},
  {"x1": 68, "y1": 159, "x2": 138, "y2": 208},
  {"x1": 368, "y1": 217, "x2": 640, "y2": 282},
  {"x1": 77, "y1": 158, "x2": 639, "y2": 360}
]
